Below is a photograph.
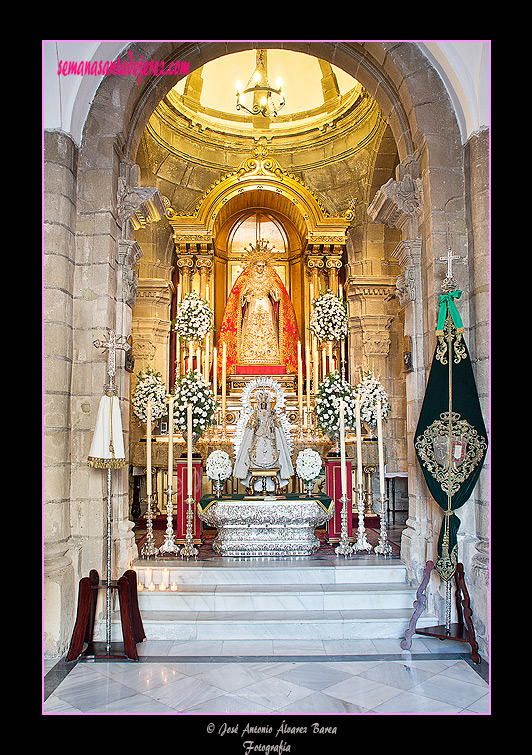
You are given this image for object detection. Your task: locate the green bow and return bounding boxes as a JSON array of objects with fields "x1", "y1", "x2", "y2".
[{"x1": 437, "y1": 290, "x2": 463, "y2": 331}]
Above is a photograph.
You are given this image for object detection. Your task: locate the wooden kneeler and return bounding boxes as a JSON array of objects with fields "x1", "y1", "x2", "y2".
[
  {"x1": 66, "y1": 569, "x2": 145, "y2": 662},
  {"x1": 401, "y1": 560, "x2": 480, "y2": 664}
]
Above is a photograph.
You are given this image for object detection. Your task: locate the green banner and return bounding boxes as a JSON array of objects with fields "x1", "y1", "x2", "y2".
[{"x1": 414, "y1": 297, "x2": 488, "y2": 581}]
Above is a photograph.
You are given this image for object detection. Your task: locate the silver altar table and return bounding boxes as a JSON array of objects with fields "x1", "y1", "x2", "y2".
[{"x1": 197, "y1": 494, "x2": 333, "y2": 557}]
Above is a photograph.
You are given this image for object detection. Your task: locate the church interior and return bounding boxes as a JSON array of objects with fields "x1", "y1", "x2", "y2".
[{"x1": 43, "y1": 41, "x2": 490, "y2": 716}]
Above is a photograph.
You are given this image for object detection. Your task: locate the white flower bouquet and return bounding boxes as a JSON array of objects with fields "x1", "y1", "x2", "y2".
[
  {"x1": 355, "y1": 369, "x2": 390, "y2": 430},
  {"x1": 206, "y1": 450, "x2": 233, "y2": 482},
  {"x1": 172, "y1": 291, "x2": 213, "y2": 342},
  {"x1": 314, "y1": 370, "x2": 358, "y2": 437},
  {"x1": 132, "y1": 366, "x2": 167, "y2": 424},
  {"x1": 295, "y1": 448, "x2": 323, "y2": 482},
  {"x1": 172, "y1": 368, "x2": 217, "y2": 438},
  {"x1": 309, "y1": 290, "x2": 348, "y2": 343}
]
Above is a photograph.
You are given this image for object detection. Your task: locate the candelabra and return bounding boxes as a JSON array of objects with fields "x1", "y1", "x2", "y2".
[
  {"x1": 334, "y1": 494, "x2": 353, "y2": 557},
  {"x1": 140, "y1": 494, "x2": 159, "y2": 558},
  {"x1": 158, "y1": 485, "x2": 180, "y2": 556},
  {"x1": 352, "y1": 483, "x2": 372, "y2": 553},
  {"x1": 180, "y1": 495, "x2": 199, "y2": 558},
  {"x1": 374, "y1": 495, "x2": 392, "y2": 556}
]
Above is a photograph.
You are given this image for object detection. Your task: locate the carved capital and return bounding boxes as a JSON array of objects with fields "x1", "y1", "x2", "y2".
[
  {"x1": 367, "y1": 160, "x2": 423, "y2": 239},
  {"x1": 117, "y1": 162, "x2": 166, "y2": 235}
]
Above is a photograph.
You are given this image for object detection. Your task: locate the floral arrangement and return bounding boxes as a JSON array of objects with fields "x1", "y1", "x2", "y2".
[
  {"x1": 172, "y1": 291, "x2": 213, "y2": 342},
  {"x1": 132, "y1": 365, "x2": 167, "y2": 424},
  {"x1": 206, "y1": 450, "x2": 233, "y2": 482},
  {"x1": 172, "y1": 368, "x2": 217, "y2": 437},
  {"x1": 309, "y1": 290, "x2": 348, "y2": 343},
  {"x1": 355, "y1": 369, "x2": 390, "y2": 429},
  {"x1": 314, "y1": 370, "x2": 358, "y2": 437},
  {"x1": 295, "y1": 448, "x2": 323, "y2": 482}
]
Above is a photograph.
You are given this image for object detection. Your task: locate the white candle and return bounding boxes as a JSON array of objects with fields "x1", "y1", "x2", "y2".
[
  {"x1": 168, "y1": 394, "x2": 174, "y2": 491},
  {"x1": 176, "y1": 337, "x2": 180, "y2": 377},
  {"x1": 328, "y1": 341, "x2": 333, "y2": 370},
  {"x1": 146, "y1": 401, "x2": 152, "y2": 497},
  {"x1": 187, "y1": 403, "x2": 193, "y2": 498},
  {"x1": 222, "y1": 342, "x2": 227, "y2": 418},
  {"x1": 313, "y1": 337, "x2": 319, "y2": 392},
  {"x1": 297, "y1": 341, "x2": 303, "y2": 418},
  {"x1": 205, "y1": 335, "x2": 210, "y2": 382},
  {"x1": 341, "y1": 337, "x2": 345, "y2": 364},
  {"x1": 213, "y1": 346, "x2": 218, "y2": 396},
  {"x1": 377, "y1": 401, "x2": 385, "y2": 502},
  {"x1": 305, "y1": 344, "x2": 311, "y2": 416},
  {"x1": 339, "y1": 399, "x2": 347, "y2": 497},
  {"x1": 205, "y1": 284, "x2": 209, "y2": 305},
  {"x1": 322, "y1": 346, "x2": 327, "y2": 380},
  {"x1": 355, "y1": 394, "x2": 363, "y2": 485},
  {"x1": 177, "y1": 283, "x2": 182, "y2": 304},
  {"x1": 189, "y1": 341, "x2": 194, "y2": 372},
  {"x1": 339, "y1": 284, "x2": 343, "y2": 300},
  {"x1": 162, "y1": 567, "x2": 170, "y2": 587},
  {"x1": 144, "y1": 567, "x2": 152, "y2": 588}
]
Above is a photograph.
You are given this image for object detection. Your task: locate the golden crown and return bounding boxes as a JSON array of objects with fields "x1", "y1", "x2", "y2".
[{"x1": 244, "y1": 240, "x2": 277, "y2": 266}]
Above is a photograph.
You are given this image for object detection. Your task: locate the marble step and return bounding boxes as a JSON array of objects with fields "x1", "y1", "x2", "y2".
[
  {"x1": 132, "y1": 559, "x2": 409, "y2": 586},
  {"x1": 136, "y1": 582, "x2": 419, "y2": 612},
  {"x1": 108, "y1": 607, "x2": 436, "y2": 641}
]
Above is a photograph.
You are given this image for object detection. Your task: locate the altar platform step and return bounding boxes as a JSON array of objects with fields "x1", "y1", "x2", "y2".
[{"x1": 95, "y1": 556, "x2": 437, "y2": 642}]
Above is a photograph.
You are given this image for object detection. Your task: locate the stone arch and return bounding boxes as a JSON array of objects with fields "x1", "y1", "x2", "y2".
[{"x1": 46, "y1": 40, "x2": 483, "y2": 657}]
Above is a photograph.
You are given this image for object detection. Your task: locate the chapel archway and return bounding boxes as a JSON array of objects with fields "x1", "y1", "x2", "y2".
[{"x1": 55, "y1": 41, "x2": 484, "y2": 665}]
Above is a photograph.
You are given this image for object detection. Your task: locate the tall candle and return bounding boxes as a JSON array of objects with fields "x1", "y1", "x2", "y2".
[
  {"x1": 328, "y1": 342, "x2": 333, "y2": 372},
  {"x1": 339, "y1": 399, "x2": 347, "y2": 497},
  {"x1": 205, "y1": 335, "x2": 210, "y2": 382},
  {"x1": 341, "y1": 337, "x2": 345, "y2": 364},
  {"x1": 189, "y1": 341, "x2": 194, "y2": 372},
  {"x1": 222, "y1": 342, "x2": 227, "y2": 418},
  {"x1": 146, "y1": 401, "x2": 152, "y2": 497},
  {"x1": 176, "y1": 337, "x2": 180, "y2": 377},
  {"x1": 322, "y1": 346, "x2": 327, "y2": 380},
  {"x1": 213, "y1": 347, "x2": 218, "y2": 396},
  {"x1": 377, "y1": 401, "x2": 385, "y2": 502},
  {"x1": 305, "y1": 344, "x2": 311, "y2": 415},
  {"x1": 313, "y1": 337, "x2": 319, "y2": 392},
  {"x1": 167, "y1": 394, "x2": 174, "y2": 491},
  {"x1": 297, "y1": 341, "x2": 303, "y2": 418},
  {"x1": 177, "y1": 283, "x2": 182, "y2": 305},
  {"x1": 187, "y1": 403, "x2": 193, "y2": 498},
  {"x1": 355, "y1": 395, "x2": 363, "y2": 486},
  {"x1": 205, "y1": 284, "x2": 209, "y2": 305}
]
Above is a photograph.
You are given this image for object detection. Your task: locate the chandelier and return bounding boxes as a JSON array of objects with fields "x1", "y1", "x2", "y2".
[{"x1": 236, "y1": 50, "x2": 285, "y2": 118}]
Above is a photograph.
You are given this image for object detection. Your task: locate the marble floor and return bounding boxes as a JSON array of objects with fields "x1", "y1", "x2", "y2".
[{"x1": 43, "y1": 517, "x2": 490, "y2": 718}]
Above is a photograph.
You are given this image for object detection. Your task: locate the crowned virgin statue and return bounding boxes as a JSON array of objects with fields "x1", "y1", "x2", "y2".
[
  {"x1": 217, "y1": 241, "x2": 299, "y2": 380},
  {"x1": 233, "y1": 388, "x2": 294, "y2": 494}
]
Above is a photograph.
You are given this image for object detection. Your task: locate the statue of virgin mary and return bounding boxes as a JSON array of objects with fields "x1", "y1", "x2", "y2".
[{"x1": 217, "y1": 241, "x2": 299, "y2": 380}]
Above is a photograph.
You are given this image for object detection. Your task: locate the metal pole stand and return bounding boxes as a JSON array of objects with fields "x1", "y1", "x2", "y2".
[
  {"x1": 334, "y1": 494, "x2": 353, "y2": 557},
  {"x1": 158, "y1": 486, "x2": 180, "y2": 556},
  {"x1": 352, "y1": 483, "x2": 372, "y2": 553},
  {"x1": 374, "y1": 495, "x2": 392, "y2": 556},
  {"x1": 180, "y1": 495, "x2": 199, "y2": 559},
  {"x1": 140, "y1": 494, "x2": 159, "y2": 558}
]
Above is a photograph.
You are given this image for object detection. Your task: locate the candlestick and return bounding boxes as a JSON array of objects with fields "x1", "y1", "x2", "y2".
[
  {"x1": 181, "y1": 402, "x2": 199, "y2": 559},
  {"x1": 187, "y1": 403, "x2": 193, "y2": 498},
  {"x1": 375, "y1": 401, "x2": 392, "y2": 555},
  {"x1": 159, "y1": 393, "x2": 179, "y2": 556}
]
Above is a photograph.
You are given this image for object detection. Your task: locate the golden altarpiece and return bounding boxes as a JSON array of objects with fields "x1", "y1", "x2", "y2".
[{"x1": 131, "y1": 142, "x2": 392, "y2": 552}]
